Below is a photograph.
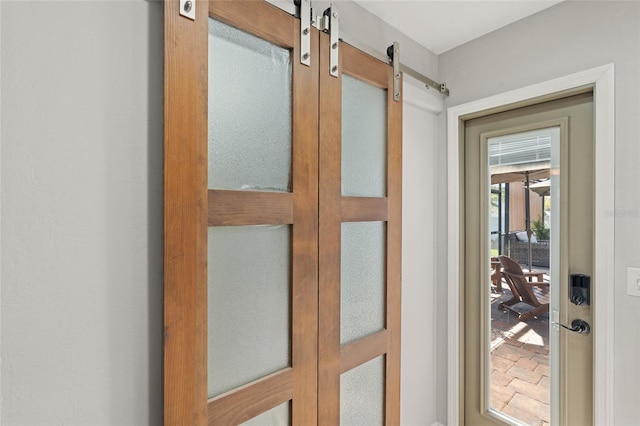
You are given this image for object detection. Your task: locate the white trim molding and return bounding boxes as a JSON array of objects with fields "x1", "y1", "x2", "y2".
[{"x1": 446, "y1": 64, "x2": 615, "y2": 426}]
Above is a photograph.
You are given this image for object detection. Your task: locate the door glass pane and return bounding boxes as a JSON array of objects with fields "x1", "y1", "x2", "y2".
[
  {"x1": 340, "y1": 356, "x2": 385, "y2": 425},
  {"x1": 208, "y1": 225, "x2": 291, "y2": 397},
  {"x1": 341, "y1": 222, "x2": 386, "y2": 345},
  {"x1": 487, "y1": 127, "x2": 557, "y2": 425},
  {"x1": 241, "y1": 401, "x2": 291, "y2": 426},
  {"x1": 341, "y1": 74, "x2": 387, "y2": 197},
  {"x1": 208, "y1": 18, "x2": 292, "y2": 192}
]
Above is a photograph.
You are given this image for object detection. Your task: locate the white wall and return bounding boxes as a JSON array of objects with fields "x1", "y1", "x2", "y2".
[
  {"x1": 1, "y1": 1, "x2": 164, "y2": 424},
  {"x1": 439, "y1": 1, "x2": 640, "y2": 425},
  {"x1": 0, "y1": 1, "x2": 442, "y2": 424},
  {"x1": 401, "y1": 77, "x2": 443, "y2": 426}
]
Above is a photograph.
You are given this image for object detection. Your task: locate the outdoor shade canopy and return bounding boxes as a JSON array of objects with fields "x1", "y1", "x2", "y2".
[
  {"x1": 490, "y1": 161, "x2": 550, "y2": 184},
  {"x1": 529, "y1": 179, "x2": 551, "y2": 197}
]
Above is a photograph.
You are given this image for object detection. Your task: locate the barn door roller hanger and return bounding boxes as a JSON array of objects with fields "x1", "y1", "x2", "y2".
[
  {"x1": 297, "y1": 0, "x2": 340, "y2": 78},
  {"x1": 295, "y1": 0, "x2": 449, "y2": 97}
]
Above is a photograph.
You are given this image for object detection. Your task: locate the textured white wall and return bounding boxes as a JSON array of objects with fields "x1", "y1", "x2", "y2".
[
  {"x1": 401, "y1": 77, "x2": 443, "y2": 426},
  {"x1": 1, "y1": 1, "x2": 164, "y2": 424},
  {"x1": 439, "y1": 2, "x2": 640, "y2": 425}
]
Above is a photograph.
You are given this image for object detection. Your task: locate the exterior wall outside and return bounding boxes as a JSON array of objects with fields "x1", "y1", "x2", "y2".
[
  {"x1": 439, "y1": 2, "x2": 640, "y2": 425},
  {"x1": 508, "y1": 181, "x2": 543, "y2": 233},
  {"x1": 508, "y1": 235, "x2": 550, "y2": 268},
  {"x1": 0, "y1": 0, "x2": 440, "y2": 424}
]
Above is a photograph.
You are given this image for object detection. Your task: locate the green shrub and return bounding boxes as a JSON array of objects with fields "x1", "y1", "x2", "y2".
[{"x1": 532, "y1": 216, "x2": 550, "y2": 241}]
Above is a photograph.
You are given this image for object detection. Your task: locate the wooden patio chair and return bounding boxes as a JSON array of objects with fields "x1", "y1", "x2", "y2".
[{"x1": 498, "y1": 255, "x2": 550, "y2": 321}]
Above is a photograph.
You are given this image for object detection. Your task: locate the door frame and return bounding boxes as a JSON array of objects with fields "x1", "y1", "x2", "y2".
[{"x1": 446, "y1": 64, "x2": 615, "y2": 425}]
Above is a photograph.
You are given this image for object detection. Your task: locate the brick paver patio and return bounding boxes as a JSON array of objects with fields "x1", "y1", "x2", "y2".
[{"x1": 490, "y1": 289, "x2": 550, "y2": 426}]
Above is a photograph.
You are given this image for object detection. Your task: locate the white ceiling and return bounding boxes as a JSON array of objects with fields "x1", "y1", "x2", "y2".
[{"x1": 352, "y1": 1, "x2": 564, "y2": 54}]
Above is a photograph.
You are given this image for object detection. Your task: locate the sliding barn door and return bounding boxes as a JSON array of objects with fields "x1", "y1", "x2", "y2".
[
  {"x1": 318, "y1": 34, "x2": 402, "y2": 425},
  {"x1": 165, "y1": 1, "x2": 318, "y2": 423},
  {"x1": 165, "y1": 1, "x2": 401, "y2": 424},
  {"x1": 204, "y1": 1, "x2": 320, "y2": 424}
]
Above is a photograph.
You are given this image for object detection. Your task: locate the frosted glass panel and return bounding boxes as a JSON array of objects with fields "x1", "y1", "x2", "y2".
[
  {"x1": 340, "y1": 356, "x2": 385, "y2": 426},
  {"x1": 241, "y1": 402, "x2": 291, "y2": 426},
  {"x1": 208, "y1": 225, "x2": 291, "y2": 397},
  {"x1": 208, "y1": 19, "x2": 292, "y2": 192},
  {"x1": 342, "y1": 74, "x2": 387, "y2": 197},
  {"x1": 341, "y1": 222, "x2": 386, "y2": 345}
]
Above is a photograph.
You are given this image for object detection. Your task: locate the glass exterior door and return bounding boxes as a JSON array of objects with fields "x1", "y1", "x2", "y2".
[
  {"x1": 164, "y1": 1, "x2": 402, "y2": 424},
  {"x1": 486, "y1": 127, "x2": 557, "y2": 426},
  {"x1": 463, "y1": 93, "x2": 594, "y2": 426}
]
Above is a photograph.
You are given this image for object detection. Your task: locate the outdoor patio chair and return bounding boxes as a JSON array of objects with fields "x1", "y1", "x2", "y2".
[{"x1": 498, "y1": 255, "x2": 550, "y2": 321}]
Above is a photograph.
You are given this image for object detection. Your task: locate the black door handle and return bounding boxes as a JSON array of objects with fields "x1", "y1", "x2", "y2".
[{"x1": 553, "y1": 318, "x2": 590, "y2": 334}]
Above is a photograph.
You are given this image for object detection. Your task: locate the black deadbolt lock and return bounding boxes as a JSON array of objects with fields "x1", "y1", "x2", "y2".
[{"x1": 570, "y1": 274, "x2": 590, "y2": 306}]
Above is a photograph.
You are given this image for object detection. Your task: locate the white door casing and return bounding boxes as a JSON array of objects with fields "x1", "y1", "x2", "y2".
[{"x1": 446, "y1": 65, "x2": 615, "y2": 426}]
